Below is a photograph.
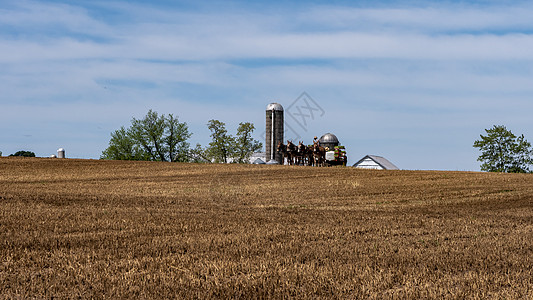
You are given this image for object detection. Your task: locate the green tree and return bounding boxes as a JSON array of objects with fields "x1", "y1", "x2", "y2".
[
  {"x1": 187, "y1": 143, "x2": 211, "y2": 163},
  {"x1": 202, "y1": 120, "x2": 262, "y2": 164},
  {"x1": 473, "y1": 125, "x2": 533, "y2": 173},
  {"x1": 10, "y1": 150, "x2": 36, "y2": 157},
  {"x1": 101, "y1": 110, "x2": 191, "y2": 162},
  {"x1": 232, "y1": 122, "x2": 262, "y2": 164},
  {"x1": 101, "y1": 126, "x2": 149, "y2": 160},
  {"x1": 205, "y1": 119, "x2": 234, "y2": 163},
  {"x1": 130, "y1": 109, "x2": 166, "y2": 161},
  {"x1": 166, "y1": 114, "x2": 191, "y2": 162}
]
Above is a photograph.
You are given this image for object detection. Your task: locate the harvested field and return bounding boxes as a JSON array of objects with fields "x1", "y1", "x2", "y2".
[{"x1": 1, "y1": 157, "x2": 532, "y2": 298}]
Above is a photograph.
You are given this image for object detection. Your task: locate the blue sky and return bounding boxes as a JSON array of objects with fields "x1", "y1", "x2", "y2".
[{"x1": 1, "y1": 0, "x2": 533, "y2": 170}]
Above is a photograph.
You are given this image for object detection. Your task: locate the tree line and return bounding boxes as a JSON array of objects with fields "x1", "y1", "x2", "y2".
[
  {"x1": 100, "y1": 110, "x2": 262, "y2": 163},
  {"x1": 3, "y1": 113, "x2": 532, "y2": 172},
  {"x1": 2, "y1": 151, "x2": 36, "y2": 157}
]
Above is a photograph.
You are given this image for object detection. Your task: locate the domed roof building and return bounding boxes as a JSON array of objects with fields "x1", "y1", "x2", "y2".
[{"x1": 319, "y1": 133, "x2": 340, "y2": 151}]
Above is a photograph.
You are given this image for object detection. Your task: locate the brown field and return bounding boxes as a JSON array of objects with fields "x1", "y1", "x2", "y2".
[{"x1": 1, "y1": 157, "x2": 532, "y2": 298}]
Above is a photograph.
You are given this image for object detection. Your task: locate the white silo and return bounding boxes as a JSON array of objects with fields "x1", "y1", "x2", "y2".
[{"x1": 57, "y1": 148, "x2": 65, "y2": 158}]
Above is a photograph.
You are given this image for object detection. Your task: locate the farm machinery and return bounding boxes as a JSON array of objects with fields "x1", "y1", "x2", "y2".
[
  {"x1": 324, "y1": 145, "x2": 347, "y2": 167},
  {"x1": 276, "y1": 133, "x2": 347, "y2": 167}
]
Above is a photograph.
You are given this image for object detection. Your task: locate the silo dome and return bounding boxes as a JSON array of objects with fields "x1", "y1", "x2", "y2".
[
  {"x1": 266, "y1": 103, "x2": 284, "y2": 111},
  {"x1": 319, "y1": 133, "x2": 339, "y2": 144},
  {"x1": 319, "y1": 133, "x2": 340, "y2": 151}
]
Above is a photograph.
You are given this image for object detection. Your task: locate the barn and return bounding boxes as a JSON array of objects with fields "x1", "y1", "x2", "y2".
[{"x1": 352, "y1": 155, "x2": 399, "y2": 170}]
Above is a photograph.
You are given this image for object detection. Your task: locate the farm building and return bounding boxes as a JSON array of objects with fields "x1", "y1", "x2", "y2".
[
  {"x1": 249, "y1": 152, "x2": 266, "y2": 164},
  {"x1": 353, "y1": 155, "x2": 399, "y2": 170},
  {"x1": 252, "y1": 158, "x2": 266, "y2": 164}
]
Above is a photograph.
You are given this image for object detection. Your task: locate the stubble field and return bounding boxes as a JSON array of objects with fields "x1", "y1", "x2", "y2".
[{"x1": 1, "y1": 157, "x2": 532, "y2": 298}]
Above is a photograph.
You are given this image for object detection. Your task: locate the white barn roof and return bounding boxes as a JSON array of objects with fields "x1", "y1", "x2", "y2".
[{"x1": 353, "y1": 155, "x2": 399, "y2": 170}]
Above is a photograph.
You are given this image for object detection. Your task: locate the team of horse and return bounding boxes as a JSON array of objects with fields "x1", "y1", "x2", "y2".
[{"x1": 276, "y1": 140, "x2": 326, "y2": 166}]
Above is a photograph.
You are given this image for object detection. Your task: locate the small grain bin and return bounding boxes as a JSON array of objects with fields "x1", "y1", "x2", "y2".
[
  {"x1": 318, "y1": 133, "x2": 340, "y2": 151},
  {"x1": 57, "y1": 148, "x2": 65, "y2": 158}
]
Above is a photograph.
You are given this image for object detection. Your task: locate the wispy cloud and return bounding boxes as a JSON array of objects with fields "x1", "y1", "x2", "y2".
[
  {"x1": 304, "y1": 4, "x2": 533, "y2": 33},
  {"x1": 3, "y1": 1, "x2": 533, "y2": 62}
]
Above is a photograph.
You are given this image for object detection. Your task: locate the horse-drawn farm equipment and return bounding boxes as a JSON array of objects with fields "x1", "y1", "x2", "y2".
[
  {"x1": 325, "y1": 145, "x2": 347, "y2": 167},
  {"x1": 276, "y1": 133, "x2": 347, "y2": 167}
]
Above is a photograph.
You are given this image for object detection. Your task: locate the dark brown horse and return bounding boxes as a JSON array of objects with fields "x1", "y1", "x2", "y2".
[
  {"x1": 297, "y1": 141, "x2": 310, "y2": 166},
  {"x1": 312, "y1": 141, "x2": 326, "y2": 167},
  {"x1": 276, "y1": 141, "x2": 288, "y2": 165},
  {"x1": 286, "y1": 141, "x2": 298, "y2": 165}
]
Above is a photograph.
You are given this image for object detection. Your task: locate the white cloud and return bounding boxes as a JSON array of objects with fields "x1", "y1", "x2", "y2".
[
  {"x1": 2, "y1": 31, "x2": 533, "y2": 64},
  {"x1": 3, "y1": 1, "x2": 533, "y2": 63},
  {"x1": 303, "y1": 4, "x2": 533, "y2": 32},
  {"x1": 0, "y1": 0, "x2": 112, "y2": 37}
]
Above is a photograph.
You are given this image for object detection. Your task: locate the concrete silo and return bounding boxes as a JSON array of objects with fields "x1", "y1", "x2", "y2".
[{"x1": 266, "y1": 103, "x2": 284, "y2": 163}]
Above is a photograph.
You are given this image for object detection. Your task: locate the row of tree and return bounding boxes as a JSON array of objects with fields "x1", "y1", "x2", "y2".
[
  {"x1": 100, "y1": 110, "x2": 262, "y2": 164},
  {"x1": 102, "y1": 115, "x2": 533, "y2": 171},
  {"x1": 3, "y1": 114, "x2": 532, "y2": 172},
  {"x1": 0, "y1": 151, "x2": 36, "y2": 157}
]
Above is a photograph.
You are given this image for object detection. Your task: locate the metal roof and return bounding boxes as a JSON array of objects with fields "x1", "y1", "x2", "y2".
[
  {"x1": 252, "y1": 158, "x2": 266, "y2": 164},
  {"x1": 353, "y1": 155, "x2": 399, "y2": 170},
  {"x1": 266, "y1": 103, "x2": 284, "y2": 111},
  {"x1": 319, "y1": 133, "x2": 339, "y2": 144}
]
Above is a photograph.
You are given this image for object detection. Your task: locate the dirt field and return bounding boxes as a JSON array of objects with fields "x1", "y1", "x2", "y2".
[{"x1": 1, "y1": 157, "x2": 532, "y2": 298}]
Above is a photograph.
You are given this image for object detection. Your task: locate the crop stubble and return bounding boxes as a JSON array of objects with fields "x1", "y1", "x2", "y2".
[{"x1": 1, "y1": 157, "x2": 532, "y2": 298}]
